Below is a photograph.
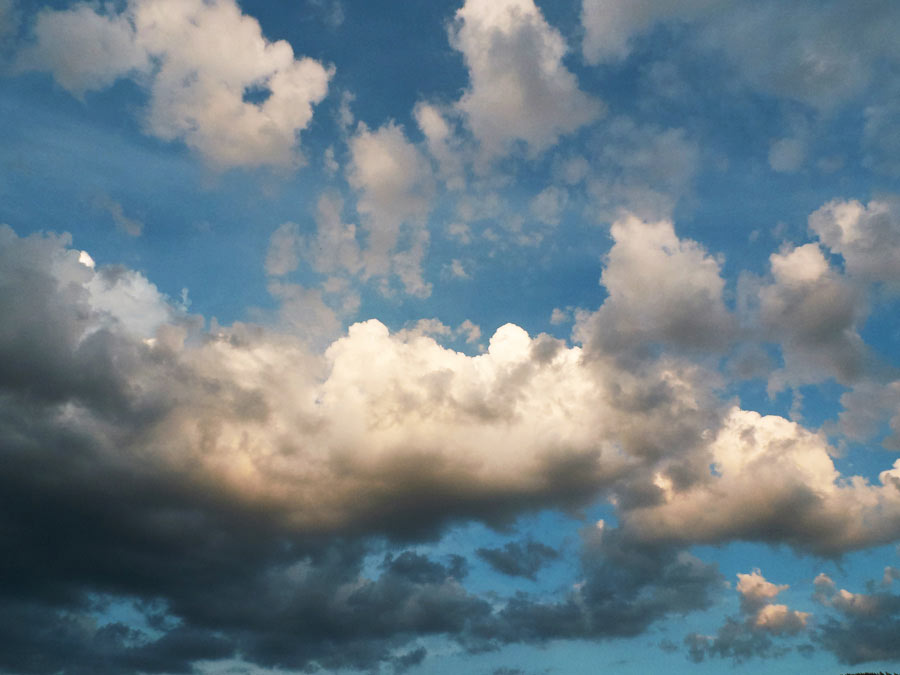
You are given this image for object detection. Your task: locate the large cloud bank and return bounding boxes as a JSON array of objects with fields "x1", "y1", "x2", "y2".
[{"x1": 4, "y1": 200, "x2": 900, "y2": 671}]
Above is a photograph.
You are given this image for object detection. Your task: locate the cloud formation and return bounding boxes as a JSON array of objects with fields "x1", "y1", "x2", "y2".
[
  {"x1": 18, "y1": 0, "x2": 331, "y2": 168},
  {"x1": 451, "y1": 0, "x2": 601, "y2": 156}
]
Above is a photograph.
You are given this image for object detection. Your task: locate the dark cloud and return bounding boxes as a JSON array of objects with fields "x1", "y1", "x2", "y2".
[
  {"x1": 476, "y1": 540, "x2": 559, "y2": 580},
  {"x1": 470, "y1": 529, "x2": 722, "y2": 648},
  {"x1": 813, "y1": 576, "x2": 900, "y2": 665}
]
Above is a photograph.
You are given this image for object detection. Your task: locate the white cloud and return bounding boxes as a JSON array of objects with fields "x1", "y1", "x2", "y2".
[
  {"x1": 444, "y1": 259, "x2": 469, "y2": 279},
  {"x1": 451, "y1": 0, "x2": 602, "y2": 157},
  {"x1": 414, "y1": 102, "x2": 466, "y2": 191},
  {"x1": 809, "y1": 198, "x2": 900, "y2": 284},
  {"x1": 347, "y1": 122, "x2": 435, "y2": 296},
  {"x1": 753, "y1": 243, "x2": 866, "y2": 392},
  {"x1": 18, "y1": 0, "x2": 331, "y2": 169},
  {"x1": 576, "y1": 215, "x2": 734, "y2": 355},
  {"x1": 309, "y1": 193, "x2": 362, "y2": 278},
  {"x1": 580, "y1": 0, "x2": 718, "y2": 64},
  {"x1": 266, "y1": 222, "x2": 303, "y2": 277},
  {"x1": 736, "y1": 570, "x2": 809, "y2": 634},
  {"x1": 529, "y1": 186, "x2": 567, "y2": 226},
  {"x1": 622, "y1": 407, "x2": 900, "y2": 556}
]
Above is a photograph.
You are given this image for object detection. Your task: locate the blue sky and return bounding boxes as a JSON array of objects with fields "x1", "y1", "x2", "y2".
[{"x1": 2, "y1": 1, "x2": 900, "y2": 673}]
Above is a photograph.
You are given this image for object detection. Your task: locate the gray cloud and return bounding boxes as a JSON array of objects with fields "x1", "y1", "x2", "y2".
[
  {"x1": 476, "y1": 540, "x2": 559, "y2": 581},
  {"x1": 813, "y1": 573, "x2": 900, "y2": 664}
]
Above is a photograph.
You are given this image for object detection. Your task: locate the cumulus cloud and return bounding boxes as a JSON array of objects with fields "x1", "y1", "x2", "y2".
[
  {"x1": 348, "y1": 122, "x2": 435, "y2": 296},
  {"x1": 18, "y1": 0, "x2": 331, "y2": 168},
  {"x1": 751, "y1": 242, "x2": 867, "y2": 392},
  {"x1": 686, "y1": 569, "x2": 809, "y2": 663},
  {"x1": 620, "y1": 407, "x2": 900, "y2": 556},
  {"x1": 575, "y1": 214, "x2": 734, "y2": 357},
  {"x1": 17, "y1": 3, "x2": 149, "y2": 95},
  {"x1": 451, "y1": 0, "x2": 602, "y2": 157},
  {"x1": 6, "y1": 214, "x2": 900, "y2": 671},
  {"x1": 809, "y1": 197, "x2": 900, "y2": 284},
  {"x1": 837, "y1": 379, "x2": 900, "y2": 449}
]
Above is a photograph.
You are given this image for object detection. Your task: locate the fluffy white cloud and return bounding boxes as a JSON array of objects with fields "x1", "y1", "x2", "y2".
[
  {"x1": 347, "y1": 122, "x2": 435, "y2": 296},
  {"x1": 18, "y1": 0, "x2": 331, "y2": 168},
  {"x1": 451, "y1": 0, "x2": 601, "y2": 156},
  {"x1": 17, "y1": 3, "x2": 148, "y2": 95},
  {"x1": 809, "y1": 198, "x2": 900, "y2": 284},
  {"x1": 576, "y1": 215, "x2": 734, "y2": 355},
  {"x1": 753, "y1": 243, "x2": 866, "y2": 391},
  {"x1": 622, "y1": 407, "x2": 900, "y2": 555},
  {"x1": 736, "y1": 570, "x2": 809, "y2": 634}
]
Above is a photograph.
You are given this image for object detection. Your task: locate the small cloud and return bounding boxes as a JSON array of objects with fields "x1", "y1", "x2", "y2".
[
  {"x1": 447, "y1": 222, "x2": 472, "y2": 244},
  {"x1": 550, "y1": 307, "x2": 571, "y2": 325},
  {"x1": 768, "y1": 137, "x2": 806, "y2": 173},
  {"x1": 443, "y1": 259, "x2": 469, "y2": 279},
  {"x1": 95, "y1": 195, "x2": 143, "y2": 236}
]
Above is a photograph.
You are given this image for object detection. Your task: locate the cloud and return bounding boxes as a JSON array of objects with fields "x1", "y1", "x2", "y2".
[
  {"x1": 584, "y1": 119, "x2": 700, "y2": 222},
  {"x1": 529, "y1": 186, "x2": 567, "y2": 226},
  {"x1": 620, "y1": 407, "x2": 900, "y2": 556},
  {"x1": 768, "y1": 137, "x2": 806, "y2": 173},
  {"x1": 265, "y1": 222, "x2": 303, "y2": 277},
  {"x1": 94, "y1": 196, "x2": 144, "y2": 237},
  {"x1": 0, "y1": 0, "x2": 19, "y2": 42},
  {"x1": 575, "y1": 214, "x2": 734, "y2": 357},
  {"x1": 17, "y1": 3, "x2": 149, "y2": 96},
  {"x1": 751, "y1": 242, "x2": 867, "y2": 392},
  {"x1": 863, "y1": 95, "x2": 900, "y2": 177},
  {"x1": 580, "y1": 0, "x2": 718, "y2": 64},
  {"x1": 414, "y1": 102, "x2": 466, "y2": 191},
  {"x1": 837, "y1": 379, "x2": 900, "y2": 449},
  {"x1": 685, "y1": 569, "x2": 809, "y2": 663},
  {"x1": 809, "y1": 197, "x2": 900, "y2": 284},
  {"x1": 476, "y1": 540, "x2": 559, "y2": 580},
  {"x1": 18, "y1": 0, "x2": 331, "y2": 169},
  {"x1": 450, "y1": 0, "x2": 602, "y2": 157},
  {"x1": 347, "y1": 122, "x2": 435, "y2": 296},
  {"x1": 473, "y1": 528, "x2": 722, "y2": 647},
  {"x1": 581, "y1": 1, "x2": 900, "y2": 109},
  {"x1": 6, "y1": 217, "x2": 900, "y2": 671},
  {"x1": 813, "y1": 573, "x2": 900, "y2": 664}
]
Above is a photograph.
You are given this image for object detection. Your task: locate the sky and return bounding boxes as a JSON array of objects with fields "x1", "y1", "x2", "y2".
[{"x1": 2, "y1": 0, "x2": 900, "y2": 674}]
